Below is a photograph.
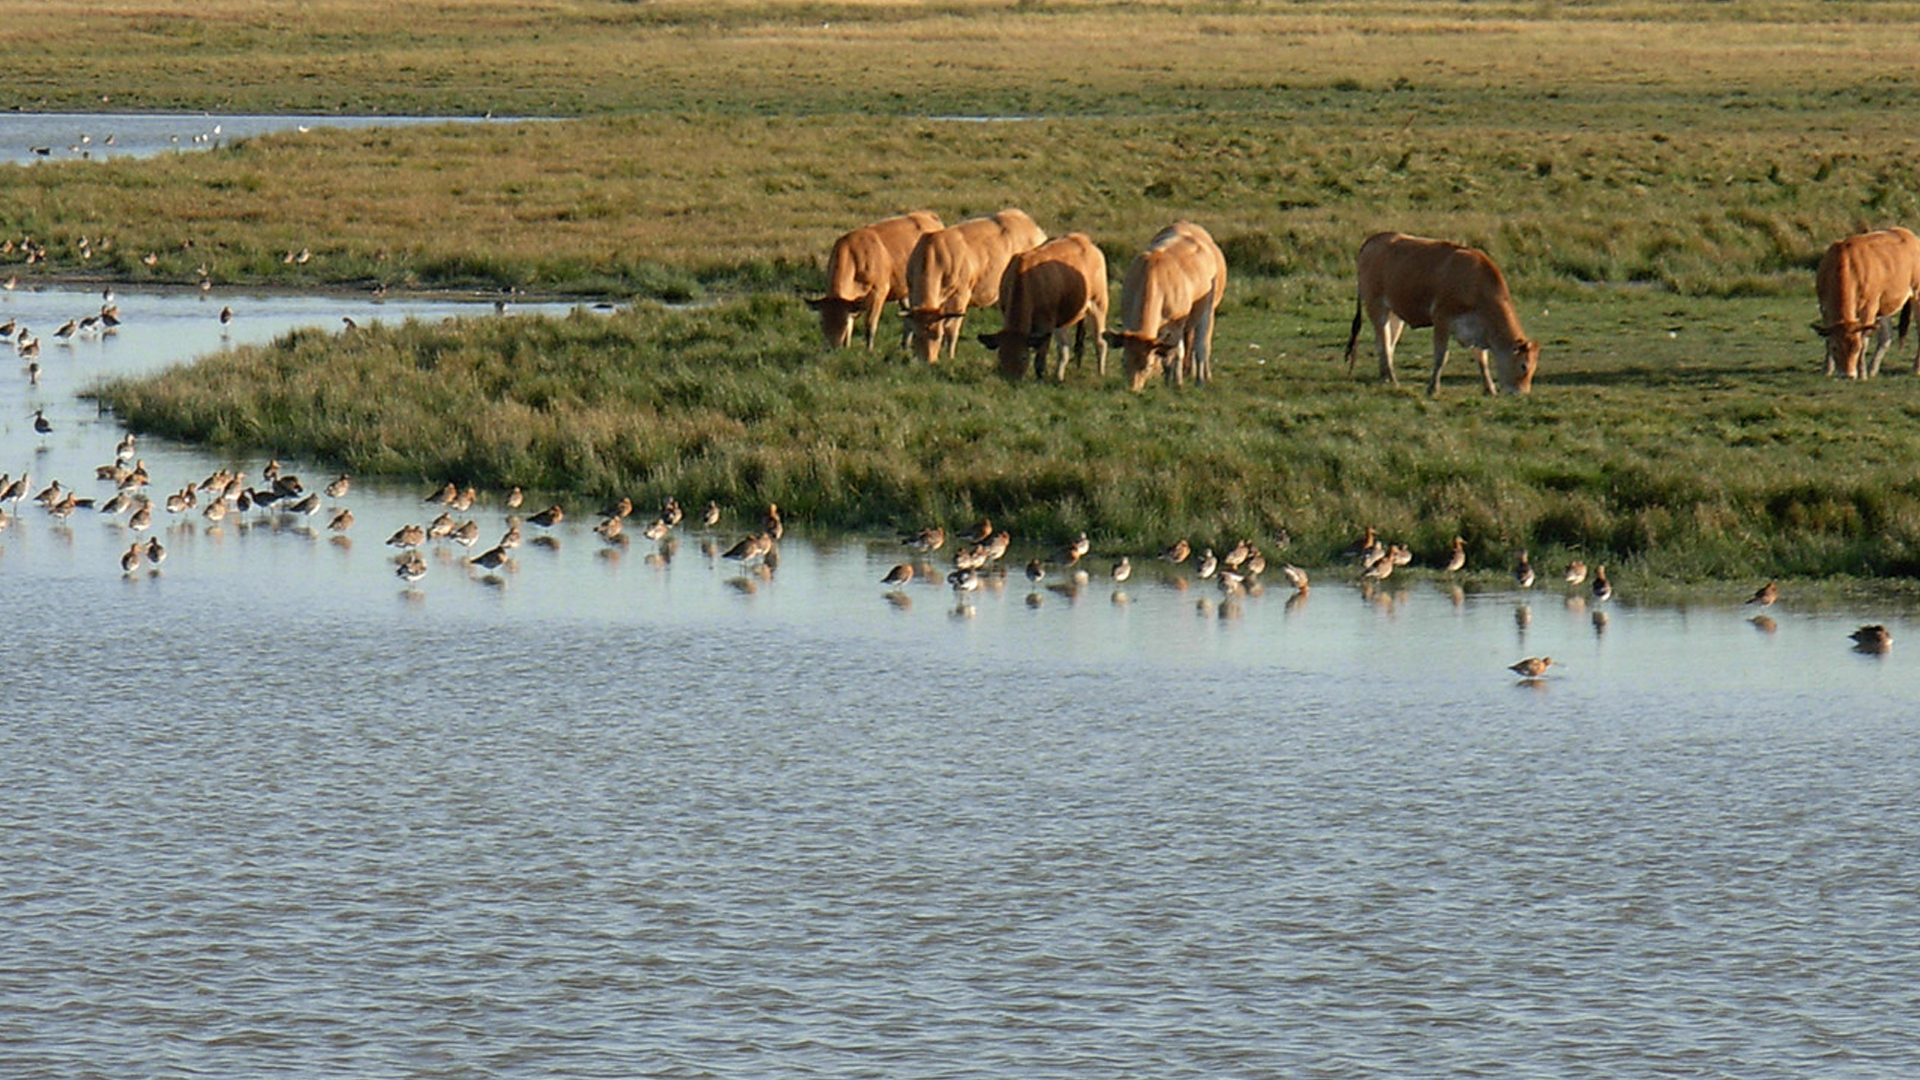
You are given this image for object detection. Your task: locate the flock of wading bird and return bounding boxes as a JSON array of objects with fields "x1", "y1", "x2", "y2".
[
  {"x1": 0, "y1": 417, "x2": 1890, "y2": 674},
  {"x1": 0, "y1": 416, "x2": 788, "y2": 590},
  {"x1": 878, "y1": 517, "x2": 1890, "y2": 676}
]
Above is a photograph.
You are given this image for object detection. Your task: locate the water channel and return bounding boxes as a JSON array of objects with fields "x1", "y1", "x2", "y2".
[
  {"x1": 2, "y1": 272, "x2": 1918, "y2": 1079},
  {"x1": 2, "y1": 112, "x2": 521, "y2": 167}
]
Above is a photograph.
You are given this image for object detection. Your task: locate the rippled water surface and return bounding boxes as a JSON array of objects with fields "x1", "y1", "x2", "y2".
[{"x1": 3, "y1": 287, "x2": 1919, "y2": 1078}]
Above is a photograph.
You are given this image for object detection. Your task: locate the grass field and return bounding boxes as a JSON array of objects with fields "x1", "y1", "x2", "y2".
[{"x1": 23, "y1": 1, "x2": 1920, "y2": 579}]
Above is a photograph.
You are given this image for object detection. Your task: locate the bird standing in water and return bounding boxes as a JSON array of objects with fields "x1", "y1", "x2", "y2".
[
  {"x1": 1509, "y1": 656, "x2": 1553, "y2": 679},
  {"x1": 1591, "y1": 565, "x2": 1612, "y2": 603},
  {"x1": 1850, "y1": 625, "x2": 1892, "y2": 653},
  {"x1": 1745, "y1": 581, "x2": 1778, "y2": 607},
  {"x1": 395, "y1": 551, "x2": 427, "y2": 584}
]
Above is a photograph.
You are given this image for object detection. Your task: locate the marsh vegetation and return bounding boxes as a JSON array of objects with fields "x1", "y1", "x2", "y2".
[{"x1": 18, "y1": 1, "x2": 1920, "y2": 578}]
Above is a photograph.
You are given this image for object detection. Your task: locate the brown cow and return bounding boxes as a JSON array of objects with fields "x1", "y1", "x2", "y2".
[
  {"x1": 1344, "y1": 232, "x2": 1537, "y2": 397},
  {"x1": 904, "y1": 208, "x2": 1047, "y2": 365},
  {"x1": 806, "y1": 210, "x2": 944, "y2": 350},
  {"x1": 1812, "y1": 226, "x2": 1920, "y2": 379},
  {"x1": 976, "y1": 232, "x2": 1109, "y2": 382},
  {"x1": 1104, "y1": 221, "x2": 1228, "y2": 392}
]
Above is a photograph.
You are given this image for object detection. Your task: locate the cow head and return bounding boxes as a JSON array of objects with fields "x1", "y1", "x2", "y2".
[
  {"x1": 1500, "y1": 338, "x2": 1539, "y2": 394},
  {"x1": 1107, "y1": 329, "x2": 1182, "y2": 392},
  {"x1": 806, "y1": 295, "x2": 857, "y2": 349},
  {"x1": 979, "y1": 330, "x2": 1056, "y2": 380},
  {"x1": 906, "y1": 306, "x2": 962, "y2": 364},
  {"x1": 1812, "y1": 321, "x2": 1865, "y2": 378}
]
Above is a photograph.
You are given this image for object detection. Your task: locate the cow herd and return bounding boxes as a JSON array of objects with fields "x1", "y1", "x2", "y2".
[
  {"x1": 810, "y1": 209, "x2": 1911, "y2": 395},
  {"x1": 808, "y1": 208, "x2": 1227, "y2": 393}
]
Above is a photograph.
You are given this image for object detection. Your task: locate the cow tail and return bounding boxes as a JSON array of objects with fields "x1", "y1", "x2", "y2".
[
  {"x1": 1901, "y1": 299, "x2": 1914, "y2": 348},
  {"x1": 1344, "y1": 289, "x2": 1365, "y2": 374}
]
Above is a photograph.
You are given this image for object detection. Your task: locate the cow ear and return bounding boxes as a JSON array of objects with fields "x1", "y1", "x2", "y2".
[
  {"x1": 805, "y1": 297, "x2": 826, "y2": 311},
  {"x1": 978, "y1": 333, "x2": 1001, "y2": 349},
  {"x1": 1811, "y1": 322, "x2": 1830, "y2": 337},
  {"x1": 1104, "y1": 331, "x2": 1124, "y2": 346}
]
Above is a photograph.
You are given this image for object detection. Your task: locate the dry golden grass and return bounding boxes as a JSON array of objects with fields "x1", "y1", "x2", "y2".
[{"x1": 1, "y1": 1, "x2": 1916, "y2": 117}]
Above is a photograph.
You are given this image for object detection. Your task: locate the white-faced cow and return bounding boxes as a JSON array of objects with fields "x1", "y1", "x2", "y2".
[
  {"x1": 1104, "y1": 221, "x2": 1227, "y2": 392},
  {"x1": 976, "y1": 232, "x2": 1109, "y2": 382},
  {"x1": 806, "y1": 210, "x2": 944, "y2": 350},
  {"x1": 1344, "y1": 232, "x2": 1537, "y2": 397},
  {"x1": 1812, "y1": 226, "x2": 1920, "y2": 379},
  {"x1": 904, "y1": 208, "x2": 1047, "y2": 365}
]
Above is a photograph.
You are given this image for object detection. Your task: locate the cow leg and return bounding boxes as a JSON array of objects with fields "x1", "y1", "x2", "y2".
[
  {"x1": 1376, "y1": 314, "x2": 1404, "y2": 385},
  {"x1": 1867, "y1": 315, "x2": 1897, "y2": 378},
  {"x1": 1089, "y1": 310, "x2": 1108, "y2": 377},
  {"x1": 861, "y1": 293, "x2": 885, "y2": 351},
  {"x1": 943, "y1": 313, "x2": 965, "y2": 361},
  {"x1": 1188, "y1": 304, "x2": 1217, "y2": 386},
  {"x1": 1426, "y1": 320, "x2": 1453, "y2": 397},
  {"x1": 1475, "y1": 349, "x2": 1497, "y2": 395},
  {"x1": 1054, "y1": 327, "x2": 1074, "y2": 383}
]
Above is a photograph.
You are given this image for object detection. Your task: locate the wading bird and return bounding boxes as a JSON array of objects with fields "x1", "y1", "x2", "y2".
[{"x1": 1509, "y1": 656, "x2": 1553, "y2": 679}]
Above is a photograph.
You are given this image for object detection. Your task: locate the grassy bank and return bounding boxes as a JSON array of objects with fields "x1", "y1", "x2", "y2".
[
  {"x1": 39, "y1": 0, "x2": 1920, "y2": 579},
  {"x1": 95, "y1": 287, "x2": 1920, "y2": 581}
]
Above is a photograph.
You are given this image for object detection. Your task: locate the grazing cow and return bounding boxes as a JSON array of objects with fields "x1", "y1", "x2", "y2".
[
  {"x1": 806, "y1": 210, "x2": 944, "y2": 350},
  {"x1": 976, "y1": 232, "x2": 1109, "y2": 382},
  {"x1": 1344, "y1": 232, "x2": 1538, "y2": 397},
  {"x1": 1811, "y1": 226, "x2": 1920, "y2": 379},
  {"x1": 904, "y1": 208, "x2": 1047, "y2": 364},
  {"x1": 1104, "y1": 221, "x2": 1228, "y2": 392}
]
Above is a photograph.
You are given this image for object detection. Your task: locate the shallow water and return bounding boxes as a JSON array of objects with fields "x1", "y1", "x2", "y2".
[
  {"x1": 1, "y1": 112, "x2": 521, "y2": 167},
  {"x1": 3, "y1": 286, "x2": 1919, "y2": 1078}
]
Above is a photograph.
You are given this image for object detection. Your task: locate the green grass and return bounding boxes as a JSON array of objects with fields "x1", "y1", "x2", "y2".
[{"x1": 94, "y1": 287, "x2": 1920, "y2": 581}]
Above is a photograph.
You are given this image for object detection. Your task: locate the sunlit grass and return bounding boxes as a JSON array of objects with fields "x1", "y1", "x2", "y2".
[{"x1": 96, "y1": 288, "x2": 1920, "y2": 581}]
